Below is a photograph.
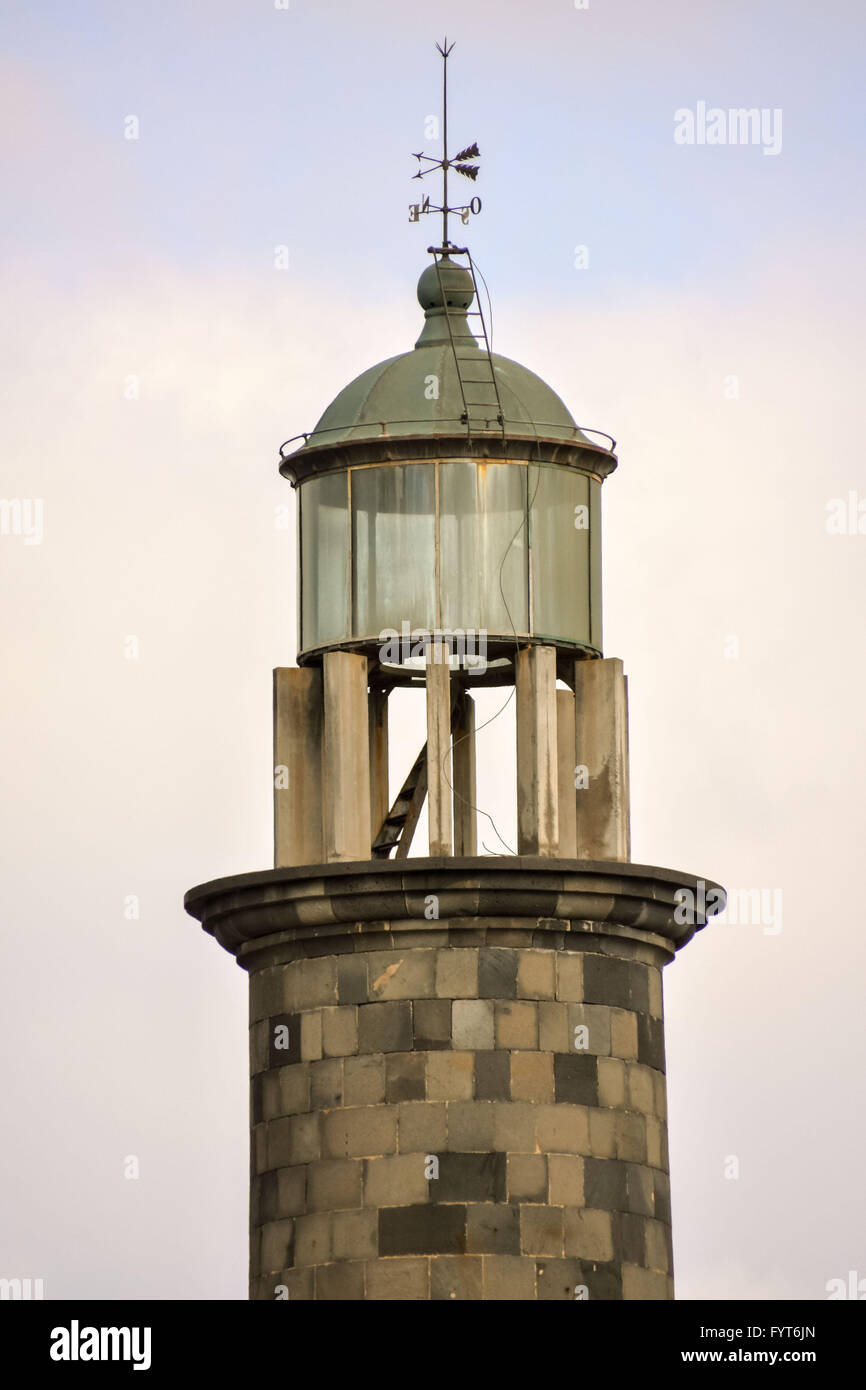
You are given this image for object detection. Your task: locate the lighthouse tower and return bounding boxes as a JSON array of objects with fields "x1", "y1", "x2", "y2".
[{"x1": 185, "y1": 45, "x2": 723, "y2": 1301}]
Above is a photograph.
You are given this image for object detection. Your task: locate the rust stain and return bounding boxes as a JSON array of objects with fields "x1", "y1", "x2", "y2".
[{"x1": 372, "y1": 959, "x2": 403, "y2": 993}]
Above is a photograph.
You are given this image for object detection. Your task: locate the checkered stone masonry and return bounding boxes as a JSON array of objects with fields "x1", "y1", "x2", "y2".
[{"x1": 248, "y1": 941, "x2": 673, "y2": 1301}]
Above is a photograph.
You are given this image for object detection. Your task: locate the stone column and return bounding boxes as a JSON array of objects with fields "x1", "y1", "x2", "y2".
[
  {"x1": 516, "y1": 645, "x2": 559, "y2": 856},
  {"x1": 186, "y1": 860, "x2": 723, "y2": 1301}
]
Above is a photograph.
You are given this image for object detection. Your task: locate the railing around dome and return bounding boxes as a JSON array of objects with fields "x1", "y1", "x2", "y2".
[{"x1": 278, "y1": 420, "x2": 617, "y2": 459}]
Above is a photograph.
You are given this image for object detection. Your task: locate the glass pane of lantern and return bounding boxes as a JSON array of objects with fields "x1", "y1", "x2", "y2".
[
  {"x1": 439, "y1": 461, "x2": 529, "y2": 639},
  {"x1": 300, "y1": 472, "x2": 349, "y2": 650},
  {"x1": 352, "y1": 464, "x2": 436, "y2": 640},
  {"x1": 530, "y1": 464, "x2": 591, "y2": 645}
]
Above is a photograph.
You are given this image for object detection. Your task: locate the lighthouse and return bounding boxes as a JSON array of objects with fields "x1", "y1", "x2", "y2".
[{"x1": 184, "y1": 42, "x2": 723, "y2": 1300}]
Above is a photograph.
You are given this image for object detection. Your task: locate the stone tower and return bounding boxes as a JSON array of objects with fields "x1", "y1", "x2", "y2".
[{"x1": 184, "y1": 245, "x2": 723, "y2": 1300}]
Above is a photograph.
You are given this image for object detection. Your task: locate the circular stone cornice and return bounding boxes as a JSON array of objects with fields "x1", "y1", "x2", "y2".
[{"x1": 184, "y1": 857, "x2": 724, "y2": 966}]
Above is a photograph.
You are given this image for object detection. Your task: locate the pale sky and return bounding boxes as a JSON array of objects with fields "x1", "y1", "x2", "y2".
[{"x1": 1, "y1": 0, "x2": 864, "y2": 1300}]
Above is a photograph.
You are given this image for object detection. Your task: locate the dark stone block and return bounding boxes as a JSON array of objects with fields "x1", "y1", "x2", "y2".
[
  {"x1": 256, "y1": 1170, "x2": 278, "y2": 1224},
  {"x1": 268, "y1": 1013, "x2": 301, "y2": 1069},
  {"x1": 315, "y1": 1261, "x2": 364, "y2": 1300},
  {"x1": 583, "y1": 956, "x2": 631, "y2": 1009},
  {"x1": 637, "y1": 1014, "x2": 666, "y2": 1072},
  {"x1": 578, "y1": 1258, "x2": 623, "y2": 1301},
  {"x1": 627, "y1": 962, "x2": 650, "y2": 1014},
  {"x1": 584, "y1": 1158, "x2": 628, "y2": 1212},
  {"x1": 466, "y1": 1203, "x2": 520, "y2": 1255},
  {"x1": 654, "y1": 1169, "x2": 672, "y2": 1226},
  {"x1": 613, "y1": 1211, "x2": 646, "y2": 1266},
  {"x1": 385, "y1": 1052, "x2": 426, "y2": 1102},
  {"x1": 478, "y1": 948, "x2": 518, "y2": 999},
  {"x1": 474, "y1": 1051, "x2": 510, "y2": 1101},
  {"x1": 337, "y1": 956, "x2": 368, "y2": 1005},
  {"x1": 251, "y1": 1073, "x2": 264, "y2": 1125},
  {"x1": 437, "y1": 1152, "x2": 507, "y2": 1204},
  {"x1": 414, "y1": 998, "x2": 452, "y2": 1050},
  {"x1": 553, "y1": 1053, "x2": 599, "y2": 1105},
  {"x1": 358, "y1": 1001, "x2": 413, "y2": 1054},
  {"x1": 379, "y1": 1203, "x2": 467, "y2": 1256}
]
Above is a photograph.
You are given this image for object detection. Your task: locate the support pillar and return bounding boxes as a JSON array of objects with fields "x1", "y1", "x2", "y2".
[
  {"x1": 515, "y1": 644, "x2": 559, "y2": 856},
  {"x1": 426, "y1": 642, "x2": 452, "y2": 857},
  {"x1": 556, "y1": 687, "x2": 577, "y2": 858},
  {"x1": 452, "y1": 690, "x2": 477, "y2": 856},
  {"x1": 573, "y1": 657, "x2": 631, "y2": 860},
  {"x1": 273, "y1": 667, "x2": 324, "y2": 868},
  {"x1": 323, "y1": 651, "x2": 371, "y2": 862},
  {"x1": 368, "y1": 689, "x2": 390, "y2": 845}
]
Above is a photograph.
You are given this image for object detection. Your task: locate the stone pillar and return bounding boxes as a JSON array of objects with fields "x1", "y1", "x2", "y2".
[
  {"x1": 515, "y1": 645, "x2": 559, "y2": 856},
  {"x1": 368, "y1": 690, "x2": 390, "y2": 845},
  {"x1": 323, "y1": 652, "x2": 371, "y2": 862},
  {"x1": 556, "y1": 688, "x2": 577, "y2": 859},
  {"x1": 573, "y1": 658, "x2": 631, "y2": 861},
  {"x1": 186, "y1": 860, "x2": 723, "y2": 1301},
  {"x1": 426, "y1": 643, "x2": 452, "y2": 858},
  {"x1": 273, "y1": 667, "x2": 324, "y2": 868}
]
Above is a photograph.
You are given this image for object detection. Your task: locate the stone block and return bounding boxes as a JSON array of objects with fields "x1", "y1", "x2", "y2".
[
  {"x1": 294, "y1": 1212, "x2": 332, "y2": 1267},
  {"x1": 413, "y1": 998, "x2": 452, "y2": 1050},
  {"x1": 315, "y1": 1261, "x2": 364, "y2": 1300},
  {"x1": 369, "y1": 951, "x2": 435, "y2": 1000},
  {"x1": 654, "y1": 1169, "x2": 672, "y2": 1225},
  {"x1": 637, "y1": 1013, "x2": 666, "y2": 1072},
  {"x1": 379, "y1": 1203, "x2": 466, "y2": 1255},
  {"x1": 435, "y1": 949, "x2": 478, "y2": 998},
  {"x1": 446, "y1": 1100, "x2": 496, "y2": 1152},
  {"x1": 452, "y1": 998, "x2": 494, "y2": 1050},
  {"x1": 494, "y1": 1001, "x2": 538, "y2": 1050},
  {"x1": 474, "y1": 1051, "x2": 510, "y2": 1100},
  {"x1": 294, "y1": 957, "x2": 337, "y2": 1010},
  {"x1": 538, "y1": 1001, "x2": 570, "y2": 1052},
  {"x1": 510, "y1": 1051, "x2": 554, "y2": 1103},
  {"x1": 397, "y1": 1101, "x2": 447, "y2": 1154},
  {"x1": 516, "y1": 950, "x2": 556, "y2": 1000},
  {"x1": 337, "y1": 955, "x2": 368, "y2": 1005},
  {"x1": 583, "y1": 1157, "x2": 628, "y2": 1212},
  {"x1": 492, "y1": 1101, "x2": 538, "y2": 1154},
  {"x1": 483, "y1": 1255, "x2": 537, "y2": 1300},
  {"x1": 588, "y1": 1107, "x2": 616, "y2": 1158},
  {"x1": 332, "y1": 1208, "x2": 378, "y2": 1262},
  {"x1": 622, "y1": 1264, "x2": 670, "y2": 1300},
  {"x1": 564, "y1": 1208, "x2": 613, "y2": 1262},
  {"x1": 430, "y1": 1255, "x2": 484, "y2": 1301},
  {"x1": 437, "y1": 1151, "x2": 506, "y2": 1204},
  {"x1": 553, "y1": 1053, "x2": 599, "y2": 1106},
  {"x1": 260, "y1": 1218, "x2": 295, "y2": 1274},
  {"x1": 583, "y1": 954, "x2": 630, "y2": 1009},
  {"x1": 307, "y1": 1158, "x2": 363, "y2": 1213},
  {"x1": 569, "y1": 1003, "x2": 611, "y2": 1057},
  {"x1": 613, "y1": 1210, "x2": 646, "y2": 1265},
  {"x1": 626, "y1": 1162, "x2": 655, "y2": 1217},
  {"x1": 507, "y1": 1153, "x2": 547, "y2": 1204},
  {"x1": 300, "y1": 1011, "x2": 323, "y2": 1062},
  {"x1": 275, "y1": 1166, "x2": 307, "y2": 1219},
  {"x1": 268, "y1": 1267, "x2": 313, "y2": 1301},
  {"x1": 344, "y1": 1105, "x2": 397, "y2": 1159},
  {"x1": 614, "y1": 1111, "x2": 647, "y2": 1164},
  {"x1": 321, "y1": 1006, "x2": 358, "y2": 1058},
  {"x1": 358, "y1": 1001, "x2": 413, "y2": 1054},
  {"x1": 535, "y1": 1103, "x2": 590, "y2": 1154},
  {"x1": 277, "y1": 1063, "x2": 311, "y2": 1117},
  {"x1": 627, "y1": 1062, "x2": 655, "y2": 1115},
  {"x1": 556, "y1": 953, "x2": 584, "y2": 1002},
  {"x1": 647, "y1": 969, "x2": 663, "y2": 1020},
  {"x1": 548, "y1": 1154, "x2": 584, "y2": 1207},
  {"x1": 365, "y1": 1257, "x2": 429, "y2": 1300},
  {"x1": 310, "y1": 1058, "x2": 343, "y2": 1110},
  {"x1": 478, "y1": 947, "x2": 518, "y2": 999},
  {"x1": 579, "y1": 1258, "x2": 623, "y2": 1301},
  {"x1": 343, "y1": 1054, "x2": 385, "y2": 1107},
  {"x1": 521, "y1": 1205, "x2": 564, "y2": 1256},
  {"x1": 597, "y1": 1056, "x2": 626, "y2": 1108},
  {"x1": 609, "y1": 1009, "x2": 638, "y2": 1061},
  {"x1": 365, "y1": 1153, "x2": 430, "y2": 1208},
  {"x1": 427, "y1": 1051, "x2": 474, "y2": 1101},
  {"x1": 535, "y1": 1258, "x2": 582, "y2": 1301},
  {"x1": 466, "y1": 1203, "x2": 520, "y2": 1255},
  {"x1": 627, "y1": 962, "x2": 650, "y2": 1013},
  {"x1": 384, "y1": 1052, "x2": 427, "y2": 1103},
  {"x1": 653, "y1": 1070, "x2": 668, "y2": 1121}
]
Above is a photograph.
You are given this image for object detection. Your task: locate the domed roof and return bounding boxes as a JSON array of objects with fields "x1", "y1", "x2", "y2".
[{"x1": 288, "y1": 257, "x2": 599, "y2": 455}]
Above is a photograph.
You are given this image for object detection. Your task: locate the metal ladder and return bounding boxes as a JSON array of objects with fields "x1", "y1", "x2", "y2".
[{"x1": 430, "y1": 247, "x2": 506, "y2": 439}]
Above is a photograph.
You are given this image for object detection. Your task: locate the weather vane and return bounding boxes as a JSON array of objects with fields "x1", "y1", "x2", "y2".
[{"x1": 409, "y1": 38, "x2": 482, "y2": 250}]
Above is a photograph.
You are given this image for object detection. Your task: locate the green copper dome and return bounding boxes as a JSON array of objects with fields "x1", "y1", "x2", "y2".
[{"x1": 290, "y1": 257, "x2": 596, "y2": 454}]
